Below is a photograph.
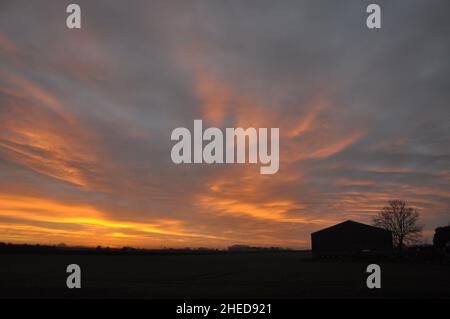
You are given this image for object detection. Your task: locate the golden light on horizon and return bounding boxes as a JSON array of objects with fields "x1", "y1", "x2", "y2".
[{"x1": 0, "y1": 195, "x2": 227, "y2": 248}]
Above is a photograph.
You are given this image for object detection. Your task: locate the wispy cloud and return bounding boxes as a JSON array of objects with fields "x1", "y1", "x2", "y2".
[{"x1": 0, "y1": 0, "x2": 449, "y2": 248}]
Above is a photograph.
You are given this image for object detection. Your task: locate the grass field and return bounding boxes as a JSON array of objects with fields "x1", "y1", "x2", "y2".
[{"x1": 0, "y1": 252, "x2": 449, "y2": 298}]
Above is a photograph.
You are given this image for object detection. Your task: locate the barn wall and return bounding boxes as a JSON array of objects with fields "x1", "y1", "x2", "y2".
[{"x1": 311, "y1": 222, "x2": 392, "y2": 256}]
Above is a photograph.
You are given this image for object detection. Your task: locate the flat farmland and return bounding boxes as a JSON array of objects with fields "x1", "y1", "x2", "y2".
[{"x1": 0, "y1": 252, "x2": 449, "y2": 298}]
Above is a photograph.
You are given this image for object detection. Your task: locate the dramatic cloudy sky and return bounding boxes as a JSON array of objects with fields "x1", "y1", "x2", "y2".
[{"x1": 0, "y1": 0, "x2": 449, "y2": 248}]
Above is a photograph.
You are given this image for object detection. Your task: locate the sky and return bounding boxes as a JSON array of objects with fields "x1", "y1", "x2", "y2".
[{"x1": 0, "y1": 0, "x2": 449, "y2": 248}]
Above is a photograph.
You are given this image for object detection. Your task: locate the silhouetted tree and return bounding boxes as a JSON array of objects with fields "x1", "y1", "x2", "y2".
[{"x1": 373, "y1": 200, "x2": 423, "y2": 251}]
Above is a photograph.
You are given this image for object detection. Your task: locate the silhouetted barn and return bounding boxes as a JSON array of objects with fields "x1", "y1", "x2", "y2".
[{"x1": 311, "y1": 220, "x2": 393, "y2": 257}]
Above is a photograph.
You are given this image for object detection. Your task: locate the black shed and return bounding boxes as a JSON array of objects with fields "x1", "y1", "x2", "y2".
[{"x1": 311, "y1": 220, "x2": 393, "y2": 257}]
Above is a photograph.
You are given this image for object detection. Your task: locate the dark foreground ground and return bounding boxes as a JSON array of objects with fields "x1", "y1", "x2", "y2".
[{"x1": 0, "y1": 252, "x2": 449, "y2": 298}]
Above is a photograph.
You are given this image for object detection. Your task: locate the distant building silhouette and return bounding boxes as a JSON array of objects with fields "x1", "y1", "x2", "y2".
[
  {"x1": 433, "y1": 226, "x2": 450, "y2": 249},
  {"x1": 311, "y1": 220, "x2": 393, "y2": 257},
  {"x1": 433, "y1": 226, "x2": 450, "y2": 261}
]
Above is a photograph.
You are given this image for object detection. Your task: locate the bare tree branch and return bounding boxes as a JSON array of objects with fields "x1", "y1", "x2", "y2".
[{"x1": 373, "y1": 200, "x2": 423, "y2": 251}]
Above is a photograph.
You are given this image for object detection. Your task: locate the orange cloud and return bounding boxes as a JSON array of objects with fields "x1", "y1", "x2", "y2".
[
  {"x1": 199, "y1": 195, "x2": 307, "y2": 222},
  {"x1": 0, "y1": 72, "x2": 98, "y2": 187},
  {"x1": 195, "y1": 70, "x2": 232, "y2": 126},
  {"x1": 307, "y1": 131, "x2": 364, "y2": 159},
  {"x1": 284, "y1": 130, "x2": 364, "y2": 164},
  {"x1": 335, "y1": 179, "x2": 374, "y2": 187},
  {"x1": 288, "y1": 99, "x2": 328, "y2": 138}
]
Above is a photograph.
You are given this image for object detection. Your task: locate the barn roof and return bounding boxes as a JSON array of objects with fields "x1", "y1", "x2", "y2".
[{"x1": 311, "y1": 220, "x2": 390, "y2": 236}]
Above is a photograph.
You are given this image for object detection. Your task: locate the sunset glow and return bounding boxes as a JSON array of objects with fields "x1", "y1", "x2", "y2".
[{"x1": 0, "y1": 1, "x2": 449, "y2": 249}]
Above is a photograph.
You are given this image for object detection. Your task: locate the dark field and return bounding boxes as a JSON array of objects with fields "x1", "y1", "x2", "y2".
[{"x1": 0, "y1": 252, "x2": 449, "y2": 298}]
